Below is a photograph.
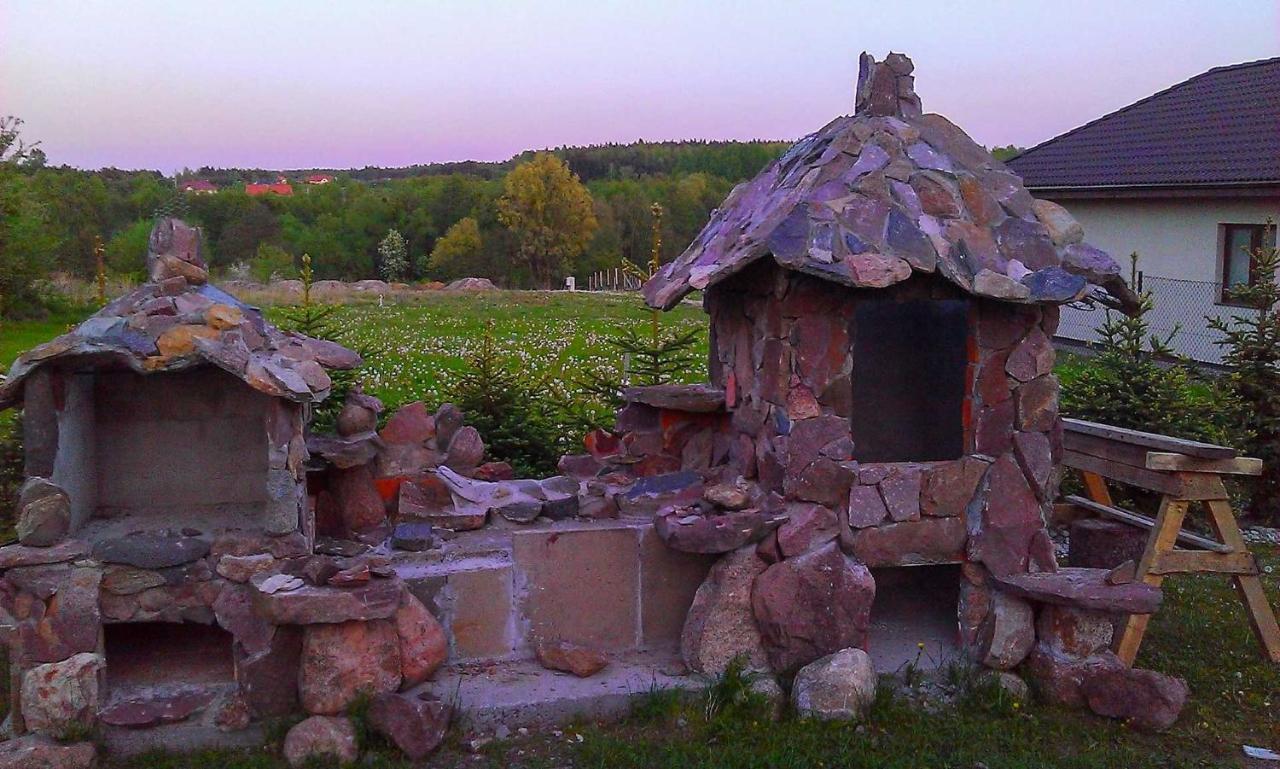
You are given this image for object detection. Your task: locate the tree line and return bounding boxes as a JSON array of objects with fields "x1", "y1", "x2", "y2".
[{"x1": 0, "y1": 115, "x2": 790, "y2": 316}]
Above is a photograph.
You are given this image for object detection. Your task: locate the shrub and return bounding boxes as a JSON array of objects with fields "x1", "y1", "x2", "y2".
[{"x1": 1209, "y1": 222, "x2": 1280, "y2": 524}]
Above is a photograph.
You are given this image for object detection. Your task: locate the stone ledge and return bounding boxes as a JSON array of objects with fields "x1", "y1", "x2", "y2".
[
  {"x1": 995, "y1": 567, "x2": 1161, "y2": 614},
  {"x1": 622, "y1": 384, "x2": 726, "y2": 413},
  {"x1": 250, "y1": 573, "x2": 403, "y2": 624}
]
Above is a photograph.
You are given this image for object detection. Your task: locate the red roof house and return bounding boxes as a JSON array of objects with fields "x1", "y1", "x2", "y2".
[{"x1": 180, "y1": 179, "x2": 218, "y2": 194}]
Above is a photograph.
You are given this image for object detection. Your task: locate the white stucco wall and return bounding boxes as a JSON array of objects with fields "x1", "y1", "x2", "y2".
[
  {"x1": 1051, "y1": 197, "x2": 1279, "y2": 283},
  {"x1": 1044, "y1": 195, "x2": 1280, "y2": 364}
]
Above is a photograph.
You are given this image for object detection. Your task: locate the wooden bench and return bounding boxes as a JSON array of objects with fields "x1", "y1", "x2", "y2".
[{"x1": 1061, "y1": 418, "x2": 1280, "y2": 665}]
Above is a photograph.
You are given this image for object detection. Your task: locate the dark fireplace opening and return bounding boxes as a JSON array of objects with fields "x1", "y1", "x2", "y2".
[
  {"x1": 849, "y1": 298, "x2": 969, "y2": 463},
  {"x1": 103, "y1": 622, "x2": 236, "y2": 693},
  {"x1": 866, "y1": 565, "x2": 961, "y2": 673}
]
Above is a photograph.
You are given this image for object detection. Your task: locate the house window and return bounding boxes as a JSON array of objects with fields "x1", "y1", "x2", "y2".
[
  {"x1": 1221, "y1": 223, "x2": 1275, "y2": 302},
  {"x1": 849, "y1": 298, "x2": 970, "y2": 463}
]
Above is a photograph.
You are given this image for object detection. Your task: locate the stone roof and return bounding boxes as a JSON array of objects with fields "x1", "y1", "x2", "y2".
[
  {"x1": 1009, "y1": 57, "x2": 1280, "y2": 190},
  {"x1": 644, "y1": 52, "x2": 1139, "y2": 314},
  {"x1": 0, "y1": 218, "x2": 359, "y2": 409}
]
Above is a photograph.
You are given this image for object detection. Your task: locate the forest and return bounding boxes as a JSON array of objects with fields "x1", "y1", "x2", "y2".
[{"x1": 0, "y1": 117, "x2": 793, "y2": 318}]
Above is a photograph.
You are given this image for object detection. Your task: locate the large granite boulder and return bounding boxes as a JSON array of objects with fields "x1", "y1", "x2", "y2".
[
  {"x1": 1082, "y1": 667, "x2": 1189, "y2": 733},
  {"x1": 16, "y1": 478, "x2": 71, "y2": 547},
  {"x1": 368, "y1": 692, "x2": 451, "y2": 760},
  {"x1": 791, "y1": 647, "x2": 878, "y2": 721},
  {"x1": 283, "y1": 715, "x2": 358, "y2": 767},
  {"x1": 681, "y1": 545, "x2": 771, "y2": 675},
  {"x1": 750, "y1": 543, "x2": 876, "y2": 673},
  {"x1": 299, "y1": 620, "x2": 401, "y2": 714},
  {"x1": 394, "y1": 591, "x2": 448, "y2": 689},
  {"x1": 20, "y1": 653, "x2": 104, "y2": 736}
]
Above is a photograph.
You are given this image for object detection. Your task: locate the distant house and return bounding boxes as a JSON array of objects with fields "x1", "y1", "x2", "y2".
[
  {"x1": 1009, "y1": 57, "x2": 1280, "y2": 364},
  {"x1": 246, "y1": 176, "x2": 294, "y2": 197},
  {"x1": 180, "y1": 179, "x2": 217, "y2": 194},
  {"x1": 305, "y1": 174, "x2": 334, "y2": 185}
]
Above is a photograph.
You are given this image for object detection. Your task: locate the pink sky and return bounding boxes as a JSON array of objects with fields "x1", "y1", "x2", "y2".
[{"x1": 3, "y1": 0, "x2": 1277, "y2": 171}]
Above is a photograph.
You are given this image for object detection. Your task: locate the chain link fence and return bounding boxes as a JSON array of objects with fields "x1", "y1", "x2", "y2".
[{"x1": 1056, "y1": 273, "x2": 1259, "y2": 367}]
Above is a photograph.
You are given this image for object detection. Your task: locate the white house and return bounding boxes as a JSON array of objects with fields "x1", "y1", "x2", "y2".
[{"x1": 1009, "y1": 57, "x2": 1279, "y2": 364}]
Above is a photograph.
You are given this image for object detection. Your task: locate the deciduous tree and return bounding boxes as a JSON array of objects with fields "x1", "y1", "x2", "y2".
[
  {"x1": 424, "y1": 217, "x2": 482, "y2": 281},
  {"x1": 497, "y1": 153, "x2": 597, "y2": 289}
]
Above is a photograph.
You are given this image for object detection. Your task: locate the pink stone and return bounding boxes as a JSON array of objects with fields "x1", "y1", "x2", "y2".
[
  {"x1": 1015, "y1": 375, "x2": 1059, "y2": 432},
  {"x1": 0, "y1": 735, "x2": 96, "y2": 769},
  {"x1": 300, "y1": 620, "x2": 401, "y2": 715},
  {"x1": 534, "y1": 640, "x2": 610, "y2": 678},
  {"x1": 681, "y1": 546, "x2": 771, "y2": 675},
  {"x1": 849, "y1": 517, "x2": 966, "y2": 567},
  {"x1": 751, "y1": 542, "x2": 875, "y2": 674},
  {"x1": 99, "y1": 688, "x2": 215, "y2": 727},
  {"x1": 1083, "y1": 667, "x2": 1189, "y2": 732},
  {"x1": 776, "y1": 503, "x2": 840, "y2": 557},
  {"x1": 368, "y1": 693, "x2": 450, "y2": 760},
  {"x1": 969, "y1": 454, "x2": 1041, "y2": 578},
  {"x1": 879, "y1": 464, "x2": 923, "y2": 522},
  {"x1": 976, "y1": 591, "x2": 1035, "y2": 669},
  {"x1": 1036, "y1": 605, "x2": 1114, "y2": 659},
  {"x1": 20, "y1": 653, "x2": 103, "y2": 735},
  {"x1": 331, "y1": 464, "x2": 386, "y2": 534},
  {"x1": 847, "y1": 484, "x2": 889, "y2": 528},
  {"x1": 786, "y1": 385, "x2": 822, "y2": 420},
  {"x1": 1005, "y1": 328, "x2": 1055, "y2": 382},
  {"x1": 1012, "y1": 430, "x2": 1054, "y2": 500},
  {"x1": 1024, "y1": 644, "x2": 1124, "y2": 708},
  {"x1": 846, "y1": 252, "x2": 911, "y2": 288},
  {"x1": 920, "y1": 457, "x2": 988, "y2": 517},
  {"x1": 444, "y1": 425, "x2": 485, "y2": 473},
  {"x1": 975, "y1": 349, "x2": 1012, "y2": 406},
  {"x1": 283, "y1": 715, "x2": 358, "y2": 767},
  {"x1": 975, "y1": 399, "x2": 1016, "y2": 456},
  {"x1": 395, "y1": 591, "x2": 448, "y2": 689},
  {"x1": 379, "y1": 401, "x2": 435, "y2": 445}
]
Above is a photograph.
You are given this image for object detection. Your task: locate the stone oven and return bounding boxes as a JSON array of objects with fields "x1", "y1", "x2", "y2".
[
  {"x1": 0, "y1": 218, "x2": 382, "y2": 747},
  {"x1": 639, "y1": 52, "x2": 1158, "y2": 680}
]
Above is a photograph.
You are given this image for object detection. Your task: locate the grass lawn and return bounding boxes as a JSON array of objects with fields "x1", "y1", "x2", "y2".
[{"x1": 1, "y1": 291, "x2": 1277, "y2": 767}]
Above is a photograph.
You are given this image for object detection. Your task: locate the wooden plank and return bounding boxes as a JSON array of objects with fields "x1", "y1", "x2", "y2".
[
  {"x1": 1063, "y1": 450, "x2": 1185, "y2": 496},
  {"x1": 1063, "y1": 495, "x2": 1232, "y2": 553},
  {"x1": 1145, "y1": 452, "x2": 1264, "y2": 476},
  {"x1": 1148, "y1": 550, "x2": 1259, "y2": 576},
  {"x1": 1062, "y1": 418, "x2": 1238, "y2": 460},
  {"x1": 1064, "y1": 431, "x2": 1153, "y2": 470},
  {"x1": 1117, "y1": 497, "x2": 1188, "y2": 666},
  {"x1": 1206, "y1": 499, "x2": 1280, "y2": 663}
]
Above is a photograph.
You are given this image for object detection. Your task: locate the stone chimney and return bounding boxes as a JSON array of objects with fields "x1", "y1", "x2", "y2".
[{"x1": 854, "y1": 51, "x2": 922, "y2": 119}]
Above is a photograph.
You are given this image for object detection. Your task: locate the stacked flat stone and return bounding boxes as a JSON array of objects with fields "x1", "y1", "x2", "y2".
[
  {"x1": 643, "y1": 53, "x2": 1138, "y2": 315},
  {"x1": 0, "y1": 217, "x2": 360, "y2": 410}
]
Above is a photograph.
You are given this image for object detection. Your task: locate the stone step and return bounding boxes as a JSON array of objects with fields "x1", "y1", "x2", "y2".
[{"x1": 413, "y1": 650, "x2": 702, "y2": 735}]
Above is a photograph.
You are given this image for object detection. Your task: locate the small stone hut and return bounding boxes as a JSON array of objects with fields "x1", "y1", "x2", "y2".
[{"x1": 641, "y1": 53, "x2": 1152, "y2": 675}]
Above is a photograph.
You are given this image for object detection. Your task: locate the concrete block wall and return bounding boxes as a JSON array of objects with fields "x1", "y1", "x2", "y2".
[{"x1": 402, "y1": 521, "x2": 714, "y2": 663}]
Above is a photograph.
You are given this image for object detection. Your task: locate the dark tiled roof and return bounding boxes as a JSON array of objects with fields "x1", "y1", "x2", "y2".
[{"x1": 1008, "y1": 58, "x2": 1280, "y2": 190}]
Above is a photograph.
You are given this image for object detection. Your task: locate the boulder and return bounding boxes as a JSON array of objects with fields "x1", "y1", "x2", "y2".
[
  {"x1": 331, "y1": 464, "x2": 386, "y2": 534},
  {"x1": 395, "y1": 591, "x2": 448, "y2": 688},
  {"x1": 681, "y1": 545, "x2": 771, "y2": 675},
  {"x1": 237, "y1": 626, "x2": 303, "y2": 717},
  {"x1": 16, "y1": 478, "x2": 71, "y2": 547},
  {"x1": 791, "y1": 648, "x2": 878, "y2": 721},
  {"x1": 776, "y1": 503, "x2": 840, "y2": 558},
  {"x1": 367, "y1": 692, "x2": 451, "y2": 760},
  {"x1": 434, "y1": 403, "x2": 465, "y2": 447},
  {"x1": 300, "y1": 619, "x2": 401, "y2": 714},
  {"x1": 976, "y1": 592, "x2": 1035, "y2": 669},
  {"x1": 704, "y1": 481, "x2": 753, "y2": 510},
  {"x1": 751, "y1": 542, "x2": 876, "y2": 674},
  {"x1": 283, "y1": 715, "x2": 358, "y2": 767},
  {"x1": 1022, "y1": 644, "x2": 1124, "y2": 708},
  {"x1": 20, "y1": 653, "x2": 103, "y2": 736},
  {"x1": 0, "y1": 735, "x2": 96, "y2": 769},
  {"x1": 1036, "y1": 604, "x2": 1115, "y2": 658},
  {"x1": 6, "y1": 565, "x2": 101, "y2": 663},
  {"x1": 380, "y1": 401, "x2": 435, "y2": 445},
  {"x1": 444, "y1": 426, "x2": 485, "y2": 472},
  {"x1": 1082, "y1": 667, "x2": 1189, "y2": 732},
  {"x1": 655, "y1": 507, "x2": 787, "y2": 554},
  {"x1": 534, "y1": 640, "x2": 609, "y2": 677}
]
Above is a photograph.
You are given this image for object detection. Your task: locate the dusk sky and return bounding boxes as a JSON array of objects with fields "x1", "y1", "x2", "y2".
[{"x1": 4, "y1": 1, "x2": 1277, "y2": 172}]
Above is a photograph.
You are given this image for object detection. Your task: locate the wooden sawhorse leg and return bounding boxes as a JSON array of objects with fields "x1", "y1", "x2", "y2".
[
  {"x1": 1205, "y1": 498, "x2": 1280, "y2": 663},
  {"x1": 1116, "y1": 495, "x2": 1187, "y2": 665}
]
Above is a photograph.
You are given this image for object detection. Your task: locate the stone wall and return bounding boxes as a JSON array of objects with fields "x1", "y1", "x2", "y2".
[{"x1": 703, "y1": 261, "x2": 1062, "y2": 646}]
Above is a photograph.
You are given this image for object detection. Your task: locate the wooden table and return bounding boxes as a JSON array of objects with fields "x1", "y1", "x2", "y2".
[{"x1": 1061, "y1": 418, "x2": 1280, "y2": 665}]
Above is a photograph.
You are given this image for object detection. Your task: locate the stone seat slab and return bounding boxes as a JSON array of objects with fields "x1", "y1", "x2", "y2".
[
  {"x1": 996, "y1": 567, "x2": 1161, "y2": 614},
  {"x1": 622, "y1": 384, "x2": 726, "y2": 413},
  {"x1": 249, "y1": 573, "x2": 402, "y2": 624}
]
